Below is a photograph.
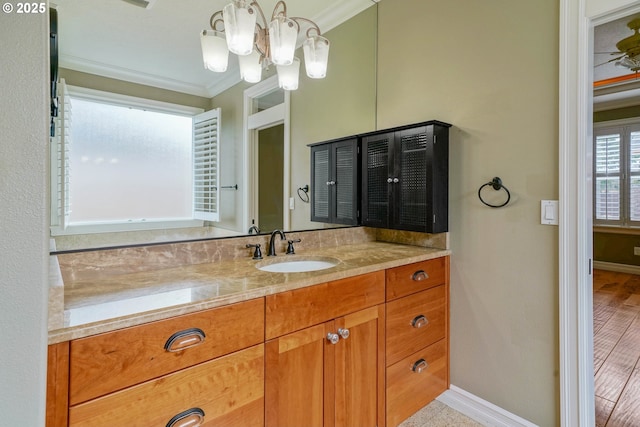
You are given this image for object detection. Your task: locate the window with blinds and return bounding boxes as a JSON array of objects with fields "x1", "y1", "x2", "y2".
[
  {"x1": 193, "y1": 108, "x2": 220, "y2": 221},
  {"x1": 50, "y1": 84, "x2": 216, "y2": 234},
  {"x1": 594, "y1": 122, "x2": 640, "y2": 227},
  {"x1": 50, "y1": 78, "x2": 71, "y2": 233}
]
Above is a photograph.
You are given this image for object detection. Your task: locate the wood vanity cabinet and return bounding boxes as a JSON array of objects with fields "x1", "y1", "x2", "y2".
[
  {"x1": 361, "y1": 121, "x2": 451, "y2": 233},
  {"x1": 384, "y1": 257, "x2": 450, "y2": 427},
  {"x1": 47, "y1": 298, "x2": 265, "y2": 427},
  {"x1": 309, "y1": 137, "x2": 360, "y2": 225},
  {"x1": 264, "y1": 271, "x2": 386, "y2": 427}
]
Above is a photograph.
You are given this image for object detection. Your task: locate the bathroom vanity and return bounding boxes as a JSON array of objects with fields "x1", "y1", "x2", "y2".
[{"x1": 46, "y1": 228, "x2": 449, "y2": 427}]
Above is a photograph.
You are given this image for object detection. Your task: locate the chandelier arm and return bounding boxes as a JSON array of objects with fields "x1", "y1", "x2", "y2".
[
  {"x1": 271, "y1": 0, "x2": 287, "y2": 21},
  {"x1": 249, "y1": 1, "x2": 269, "y2": 29},
  {"x1": 290, "y1": 17, "x2": 322, "y2": 37},
  {"x1": 209, "y1": 10, "x2": 225, "y2": 32}
]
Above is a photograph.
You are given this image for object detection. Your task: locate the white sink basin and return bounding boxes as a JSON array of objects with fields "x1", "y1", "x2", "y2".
[{"x1": 257, "y1": 257, "x2": 339, "y2": 273}]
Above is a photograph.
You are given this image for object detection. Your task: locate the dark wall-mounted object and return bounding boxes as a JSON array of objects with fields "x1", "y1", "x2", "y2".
[
  {"x1": 361, "y1": 121, "x2": 451, "y2": 233},
  {"x1": 50, "y1": 8, "x2": 59, "y2": 137},
  {"x1": 308, "y1": 120, "x2": 451, "y2": 233},
  {"x1": 309, "y1": 137, "x2": 360, "y2": 225},
  {"x1": 477, "y1": 177, "x2": 511, "y2": 208}
]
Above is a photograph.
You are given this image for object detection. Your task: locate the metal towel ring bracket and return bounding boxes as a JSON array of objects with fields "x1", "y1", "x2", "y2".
[{"x1": 478, "y1": 177, "x2": 511, "y2": 208}]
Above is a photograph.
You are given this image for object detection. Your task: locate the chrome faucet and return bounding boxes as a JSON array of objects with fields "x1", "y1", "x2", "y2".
[
  {"x1": 248, "y1": 225, "x2": 260, "y2": 235},
  {"x1": 268, "y1": 229, "x2": 286, "y2": 256}
]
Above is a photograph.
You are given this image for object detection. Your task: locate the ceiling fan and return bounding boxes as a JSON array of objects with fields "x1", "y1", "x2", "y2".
[{"x1": 597, "y1": 17, "x2": 640, "y2": 72}]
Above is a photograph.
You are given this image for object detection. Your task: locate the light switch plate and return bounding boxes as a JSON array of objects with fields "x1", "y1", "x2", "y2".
[{"x1": 541, "y1": 200, "x2": 559, "y2": 225}]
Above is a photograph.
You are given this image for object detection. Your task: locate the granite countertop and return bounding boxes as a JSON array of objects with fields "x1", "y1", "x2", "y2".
[{"x1": 48, "y1": 241, "x2": 450, "y2": 344}]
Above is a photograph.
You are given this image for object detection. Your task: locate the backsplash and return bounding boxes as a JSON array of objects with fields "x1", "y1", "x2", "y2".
[{"x1": 53, "y1": 226, "x2": 448, "y2": 283}]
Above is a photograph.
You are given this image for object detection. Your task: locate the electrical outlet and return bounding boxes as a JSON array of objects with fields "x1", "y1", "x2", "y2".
[
  {"x1": 634, "y1": 247, "x2": 640, "y2": 256},
  {"x1": 289, "y1": 197, "x2": 295, "y2": 210}
]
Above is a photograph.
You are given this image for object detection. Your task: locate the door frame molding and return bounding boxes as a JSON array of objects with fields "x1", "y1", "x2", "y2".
[{"x1": 242, "y1": 76, "x2": 291, "y2": 232}]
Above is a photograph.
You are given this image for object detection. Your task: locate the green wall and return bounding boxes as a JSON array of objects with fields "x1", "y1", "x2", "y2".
[{"x1": 376, "y1": 0, "x2": 559, "y2": 424}]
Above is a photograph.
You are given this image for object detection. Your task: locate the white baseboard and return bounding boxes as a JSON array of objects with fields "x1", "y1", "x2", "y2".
[
  {"x1": 437, "y1": 385, "x2": 538, "y2": 427},
  {"x1": 593, "y1": 260, "x2": 640, "y2": 275}
]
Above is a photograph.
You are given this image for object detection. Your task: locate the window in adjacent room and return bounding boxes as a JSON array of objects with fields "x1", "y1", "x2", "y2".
[
  {"x1": 594, "y1": 120, "x2": 640, "y2": 227},
  {"x1": 50, "y1": 80, "x2": 220, "y2": 235}
]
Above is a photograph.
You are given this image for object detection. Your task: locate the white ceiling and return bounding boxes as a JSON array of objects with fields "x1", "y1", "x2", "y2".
[
  {"x1": 53, "y1": 0, "x2": 376, "y2": 98},
  {"x1": 594, "y1": 13, "x2": 640, "y2": 110}
]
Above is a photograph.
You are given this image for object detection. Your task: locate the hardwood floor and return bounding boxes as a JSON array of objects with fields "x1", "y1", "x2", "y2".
[{"x1": 593, "y1": 269, "x2": 640, "y2": 427}]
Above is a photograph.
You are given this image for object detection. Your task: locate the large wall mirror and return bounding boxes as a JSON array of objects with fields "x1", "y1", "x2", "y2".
[{"x1": 51, "y1": 0, "x2": 378, "y2": 251}]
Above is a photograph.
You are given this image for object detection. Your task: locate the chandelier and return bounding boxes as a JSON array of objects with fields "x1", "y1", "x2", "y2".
[{"x1": 200, "y1": 0, "x2": 330, "y2": 90}]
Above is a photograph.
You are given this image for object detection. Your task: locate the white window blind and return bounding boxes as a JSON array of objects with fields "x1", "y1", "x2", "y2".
[
  {"x1": 594, "y1": 121, "x2": 640, "y2": 227},
  {"x1": 50, "y1": 78, "x2": 71, "y2": 233},
  {"x1": 193, "y1": 108, "x2": 221, "y2": 221}
]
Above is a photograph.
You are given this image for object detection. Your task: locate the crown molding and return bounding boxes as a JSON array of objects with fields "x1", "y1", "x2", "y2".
[
  {"x1": 59, "y1": 54, "x2": 211, "y2": 98},
  {"x1": 313, "y1": 0, "x2": 376, "y2": 34}
]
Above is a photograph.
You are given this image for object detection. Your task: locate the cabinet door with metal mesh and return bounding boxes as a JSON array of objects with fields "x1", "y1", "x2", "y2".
[
  {"x1": 332, "y1": 139, "x2": 359, "y2": 224},
  {"x1": 362, "y1": 132, "x2": 392, "y2": 227},
  {"x1": 311, "y1": 145, "x2": 330, "y2": 222},
  {"x1": 395, "y1": 126, "x2": 432, "y2": 231}
]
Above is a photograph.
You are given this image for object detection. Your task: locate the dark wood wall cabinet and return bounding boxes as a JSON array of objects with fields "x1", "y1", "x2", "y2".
[
  {"x1": 310, "y1": 137, "x2": 360, "y2": 225},
  {"x1": 309, "y1": 120, "x2": 451, "y2": 233}
]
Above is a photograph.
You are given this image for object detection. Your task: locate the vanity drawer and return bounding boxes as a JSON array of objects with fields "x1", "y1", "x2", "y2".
[
  {"x1": 266, "y1": 271, "x2": 385, "y2": 339},
  {"x1": 69, "y1": 344, "x2": 265, "y2": 427},
  {"x1": 386, "y1": 257, "x2": 447, "y2": 301},
  {"x1": 69, "y1": 297, "x2": 264, "y2": 405},
  {"x1": 386, "y1": 285, "x2": 446, "y2": 366},
  {"x1": 386, "y1": 339, "x2": 448, "y2": 427}
]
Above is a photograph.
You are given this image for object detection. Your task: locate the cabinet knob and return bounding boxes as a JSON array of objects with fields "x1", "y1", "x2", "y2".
[
  {"x1": 387, "y1": 178, "x2": 393, "y2": 183},
  {"x1": 393, "y1": 177, "x2": 399, "y2": 183},
  {"x1": 326, "y1": 181, "x2": 336, "y2": 186},
  {"x1": 164, "y1": 328, "x2": 206, "y2": 353},
  {"x1": 411, "y1": 358, "x2": 429, "y2": 374},
  {"x1": 412, "y1": 270, "x2": 429, "y2": 281},
  {"x1": 327, "y1": 333, "x2": 340, "y2": 345},
  {"x1": 411, "y1": 315, "x2": 429, "y2": 329},
  {"x1": 337, "y1": 328, "x2": 350, "y2": 340},
  {"x1": 166, "y1": 407, "x2": 205, "y2": 427}
]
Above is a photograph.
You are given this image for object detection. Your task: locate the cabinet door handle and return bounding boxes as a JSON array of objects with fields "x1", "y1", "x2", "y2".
[
  {"x1": 326, "y1": 180, "x2": 336, "y2": 186},
  {"x1": 166, "y1": 407, "x2": 205, "y2": 427},
  {"x1": 327, "y1": 333, "x2": 340, "y2": 345},
  {"x1": 411, "y1": 358, "x2": 428, "y2": 374},
  {"x1": 411, "y1": 315, "x2": 428, "y2": 328},
  {"x1": 164, "y1": 328, "x2": 206, "y2": 352},
  {"x1": 412, "y1": 270, "x2": 429, "y2": 281},
  {"x1": 337, "y1": 328, "x2": 350, "y2": 340}
]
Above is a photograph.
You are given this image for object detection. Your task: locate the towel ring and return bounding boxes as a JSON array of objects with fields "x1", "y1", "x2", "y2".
[{"x1": 478, "y1": 177, "x2": 511, "y2": 208}]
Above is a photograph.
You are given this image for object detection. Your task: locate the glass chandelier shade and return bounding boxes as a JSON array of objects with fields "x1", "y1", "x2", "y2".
[
  {"x1": 200, "y1": 30, "x2": 229, "y2": 72},
  {"x1": 302, "y1": 35, "x2": 330, "y2": 79},
  {"x1": 269, "y1": 17, "x2": 298, "y2": 66},
  {"x1": 222, "y1": 1, "x2": 257, "y2": 56},
  {"x1": 239, "y1": 50, "x2": 263, "y2": 83},
  {"x1": 277, "y1": 57, "x2": 300, "y2": 90},
  {"x1": 202, "y1": 0, "x2": 329, "y2": 90}
]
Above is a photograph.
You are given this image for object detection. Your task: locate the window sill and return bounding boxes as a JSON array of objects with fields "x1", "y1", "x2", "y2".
[
  {"x1": 51, "y1": 219, "x2": 205, "y2": 236},
  {"x1": 593, "y1": 225, "x2": 640, "y2": 236}
]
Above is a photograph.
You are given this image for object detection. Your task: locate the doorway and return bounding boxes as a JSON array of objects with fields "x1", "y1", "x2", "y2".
[
  {"x1": 243, "y1": 75, "x2": 291, "y2": 233},
  {"x1": 257, "y1": 124, "x2": 285, "y2": 233}
]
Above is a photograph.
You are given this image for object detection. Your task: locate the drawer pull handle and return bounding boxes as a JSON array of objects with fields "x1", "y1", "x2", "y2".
[
  {"x1": 411, "y1": 358, "x2": 428, "y2": 374},
  {"x1": 411, "y1": 315, "x2": 429, "y2": 328},
  {"x1": 338, "y1": 328, "x2": 350, "y2": 340},
  {"x1": 166, "y1": 407, "x2": 205, "y2": 427},
  {"x1": 412, "y1": 270, "x2": 429, "y2": 281},
  {"x1": 164, "y1": 328, "x2": 206, "y2": 352},
  {"x1": 327, "y1": 333, "x2": 340, "y2": 345}
]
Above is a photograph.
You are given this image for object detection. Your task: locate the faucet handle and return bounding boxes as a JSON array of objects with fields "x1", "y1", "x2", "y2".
[
  {"x1": 246, "y1": 243, "x2": 263, "y2": 260},
  {"x1": 286, "y1": 239, "x2": 302, "y2": 255}
]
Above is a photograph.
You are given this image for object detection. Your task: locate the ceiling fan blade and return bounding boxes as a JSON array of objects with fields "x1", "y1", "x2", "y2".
[{"x1": 594, "y1": 55, "x2": 625, "y2": 67}]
